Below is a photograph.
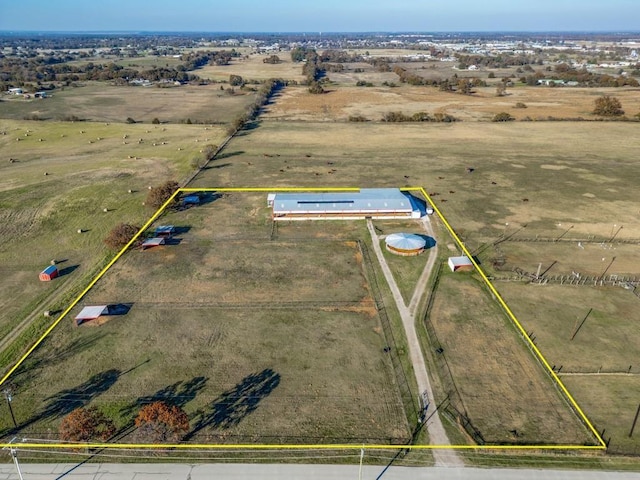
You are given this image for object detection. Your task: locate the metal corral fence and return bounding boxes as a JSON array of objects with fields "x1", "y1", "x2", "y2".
[
  {"x1": 501, "y1": 237, "x2": 640, "y2": 245},
  {"x1": 420, "y1": 262, "x2": 486, "y2": 445},
  {"x1": 356, "y1": 240, "x2": 418, "y2": 441}
]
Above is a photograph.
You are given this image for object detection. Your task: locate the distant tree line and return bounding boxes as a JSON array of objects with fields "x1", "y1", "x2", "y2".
[
  {"x1": 227, "y1": 78, "x2": 286, "y2": 134},
  {"x1": 457, "y1": 54, "x2": 544, "y2": 69},
  {"x1": 382, "y1": 111, "x2": 457, "y2": 122},
  {"x1": 291, "y1": 47, "x2": 327, "y2": 94},
  {"x1": 0, "y1": 50, "x2": 239, "y2": 90}
]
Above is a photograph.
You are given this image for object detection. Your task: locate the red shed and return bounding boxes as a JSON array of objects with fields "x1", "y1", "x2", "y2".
[{"x1": 39, "y1": 265, "x2": 59, "y2": 281}]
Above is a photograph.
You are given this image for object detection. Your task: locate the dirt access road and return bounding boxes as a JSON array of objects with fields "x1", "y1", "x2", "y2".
[{"x1": 367, "y1": 217, "x2": 463, "y2": 467}]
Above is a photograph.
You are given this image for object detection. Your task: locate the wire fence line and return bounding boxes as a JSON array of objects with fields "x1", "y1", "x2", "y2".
[
  {"x1": 496, "y1": 236, "x2": 640, "y2": 245},
  {"x1": 420, "y1": 262, "x2": 485, "y2": 445},
  {"x1": 356, "y1": 240, "x2": 418, "y2": 442}
]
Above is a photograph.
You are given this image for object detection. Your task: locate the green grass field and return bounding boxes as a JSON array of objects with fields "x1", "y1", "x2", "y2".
[
  {"x1": 0, "y1": 119, "x2": 226, "y2": 372},
  {"x1": 4, "y1": 194, "x2": 410, "y2": 445}
]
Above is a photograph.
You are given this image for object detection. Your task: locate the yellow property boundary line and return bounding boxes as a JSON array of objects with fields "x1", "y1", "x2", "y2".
[{"x1": 0, "y1": 187, "x2": 605, "y2": 451}]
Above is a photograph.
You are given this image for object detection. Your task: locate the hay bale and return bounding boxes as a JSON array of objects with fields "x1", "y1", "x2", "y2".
[
  {"x1": 77, "y1": 228, "x2": 83, "y2": 233},
  {"x1": 50, "y1": 259, "x2": 56, "y2": 265},
  {"x1": 44, "y1": 311, "x2": 51, "y2": 317},
  {"x1": 103, "y1": 208, "x2": 109, "y2": 212},
  {"x1": 43, "y1": 172, "x2": 48, "y2": 176}
]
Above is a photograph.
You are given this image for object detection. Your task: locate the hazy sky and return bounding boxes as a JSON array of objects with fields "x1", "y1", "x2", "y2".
[{"x1": 1, "y1": 0, "x2": 639, "y2": 32}]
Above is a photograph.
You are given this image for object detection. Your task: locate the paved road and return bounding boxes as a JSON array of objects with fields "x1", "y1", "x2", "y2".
[
  {"x1": 1, "y1": 463, "x2": 639, "y2": 480},
  {"x1": 366, "y1": 219, "x2": 462, "y2": 467}
]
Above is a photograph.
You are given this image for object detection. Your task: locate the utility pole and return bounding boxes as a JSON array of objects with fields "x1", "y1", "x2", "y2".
[
  {"x1": 3, "y1": 387, "x2": 16, "y2": 429},
  {"x1": 359, "y1": 444, "x2": 364, "y2": 480},
  {"x1": 4, "y1": 438, "x2": 24, "y2": 480}
]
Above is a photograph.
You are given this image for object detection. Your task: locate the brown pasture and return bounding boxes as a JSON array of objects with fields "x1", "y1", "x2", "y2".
[
  {"x1": 198, "y1": 54, "x2": 306, "y2": 82},
  {"x1": 262, "y1": 84, "x2": 640, "y2": 122}
]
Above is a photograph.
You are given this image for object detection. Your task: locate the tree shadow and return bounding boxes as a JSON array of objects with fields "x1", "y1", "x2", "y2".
[
  {"x1": 214, "y1": 150, "x2": 245, "y2": 160},
  {"x1": 16, "y1": 369, "x2": 121, "y2": 433},
  {"x1": 201, "y1": 163, "x2": 230, "y2": 170},
  {"x1": 13, "y1": 331, "x2": 108, "y2": 383},
  {"x1": 113, "y1": 376, "x2": 208, "y2": 442},
  {"x1": 119, "y1": 376, "x2": 209, "y2": 420},
  {"x1": 185, "y1": 368, "x2": 280, "y2": 440}
]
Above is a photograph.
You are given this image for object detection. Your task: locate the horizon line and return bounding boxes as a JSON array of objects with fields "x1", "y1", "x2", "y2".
[{"x1": 2, "y1": 29, "x2": 640, "y2": 35}]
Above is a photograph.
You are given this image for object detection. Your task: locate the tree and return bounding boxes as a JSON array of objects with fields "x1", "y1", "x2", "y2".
[
  {"x1": 151, "y1": 117, "x2": 160, "y2": 124},
  {"x1": 125, "y1": 117, "x2": 136, "y2": 124},
  {"x1": 134, "y1": 401, "x2": 189, "y2": 443},
  {"x1": 145, "y1": 180, "x2": 179, "y2": 209},
  {"x1": 263, "y1": 55, "x2": 281, "y2": 64},
  {"x1": 60, "y1": 407, "x2": 115, "y2": 442},
  {"x1": 308, "y1": 81, "x2": 324, "y2": 94},
  {"x1": 495, "y1": 84, "x2": 507, "y2": 97},
  {"x1": 104, "y1": 223, "x2": 140, "y2": 250},
  {"x1": 492, "y1": 112, "x2": 515, "y2": 122},
  {"x1": 229, "y1": 74, "x2": 244, "y2": 87},
  {"x1": 456, "y1": 79, "x2": 473, "y2": 95},
  {"x1": 593, "y1": 95, "x2": 624, "y2": 116}
]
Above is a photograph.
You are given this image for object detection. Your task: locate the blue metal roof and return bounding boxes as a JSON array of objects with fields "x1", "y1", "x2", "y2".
[
  {"x1": 42, "y1": 265, "x2": 58, "y2": 275},
  {"x1": 272, "y1": 189, "x2": 417, "y2": 215}
]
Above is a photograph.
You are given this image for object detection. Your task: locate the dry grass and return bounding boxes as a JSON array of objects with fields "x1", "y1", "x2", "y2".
[
  {"x1": 563, "y1": 376, "x2": 640, "y2": 455},
  {"x1": 0, "y1": 82, "x2": 257, "y2": 124},
  {"x1": 198, "y1": 54, "x2": 306, "y2": 82},
  {"x1": 480, "y1": 242, "x2": 640, "y2": 278},
  {"x1": 192, "y1": 121, "x2": 640, "y2": 239},
  {"x1": 429, "y1": 272, "x2": 594, "y2": 445},
  {"x1": 495, "y1": 284, "x2": 640, "y2": 372},
  {"x1": 262, "y1": 84, "x2": 640, "y2": 122}
]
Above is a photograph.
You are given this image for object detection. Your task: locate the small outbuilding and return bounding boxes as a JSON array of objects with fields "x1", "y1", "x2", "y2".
[
  {"x1": 75, "y1": 305, "x2": 109, "y2": 326},
  {"x1": 448, "y1": 256, "x2": 474, "y2": 272},
  {"x1": 39, "y1": 265, "x2": 59, "y2": 281},
  {"x1": 155, "y1": 225, "x2": 175, "y2": 237},
  {"x1": 183, "y1": 195, "x2": 200, "y2": 206},
  {"x1": 141, "y1": 237, "x2": 165, "y2": 250},
  {"x1": 385, "y1": 233, "x2": 427, "y2": 256}
]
